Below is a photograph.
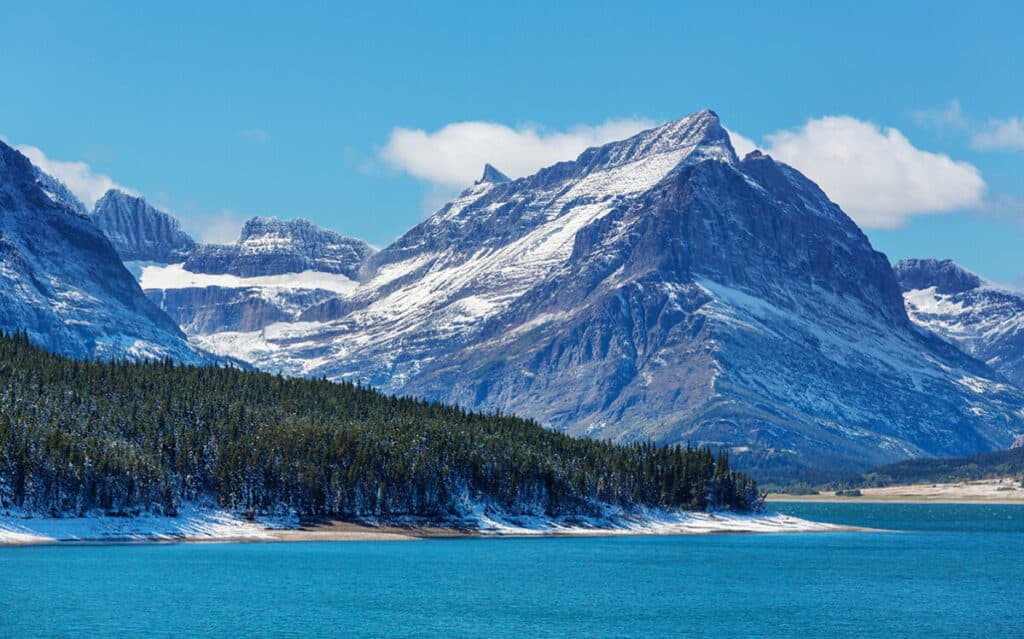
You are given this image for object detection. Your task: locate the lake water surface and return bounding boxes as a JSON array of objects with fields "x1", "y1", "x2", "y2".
[{"x1": 1, "y1": 503, "x2": 1021, "y2": 638}]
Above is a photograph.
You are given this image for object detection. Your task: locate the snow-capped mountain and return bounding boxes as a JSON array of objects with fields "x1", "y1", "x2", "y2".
[
  {"x1": 0, "y1": 140, "x2": 211, "y2": 363},
  {"x1": 84, "y1": 189, "x2": 374, "y2": 336},
  {"x1": 896, "y1": 258, "x2": 1024, "y2": 387},
  {"x1": 91, "y1": 190, "x2": 196, "y2": 262},
  {"x1": 182, "y1": 217, "x2": 373, "y2": 279},
  {"x1": 124, "y1": 217, "x2": 374, "y2": 335},
  {"x1": 164, "y1": 110, "x2": 1023, "y2": 479}
]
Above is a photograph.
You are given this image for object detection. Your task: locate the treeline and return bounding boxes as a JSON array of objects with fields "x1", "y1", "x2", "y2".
[
  {"x1": 849, "y1": 447, "x2": 1024, "y2": 488},
  {"x1": 0, "y1": 330, "x2": 761, "y2": 519}
]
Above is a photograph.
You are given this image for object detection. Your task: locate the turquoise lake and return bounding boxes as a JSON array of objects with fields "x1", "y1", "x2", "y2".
[{"x1": 1, "y1": 503, "x2": 1021, "y2": 638}]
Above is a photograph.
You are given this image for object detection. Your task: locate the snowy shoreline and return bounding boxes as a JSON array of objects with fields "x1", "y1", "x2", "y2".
[{"x1": 0, "y1": 506, "x2": 860, "y2": 546}]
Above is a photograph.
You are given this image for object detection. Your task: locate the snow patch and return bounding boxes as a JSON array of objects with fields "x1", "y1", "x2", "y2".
[
  {"x1": 455, "y1": 506, "x2": 844, "y2": 536},
  {"x1": 134, "y1": 262, "x2": 359, "y2": 295},
  {"x1": 0, "y1": 505, "x2": 297, "y2": 545},
  {"x1": 0, "y1": 506, "x2": 844, "y2": 545}
]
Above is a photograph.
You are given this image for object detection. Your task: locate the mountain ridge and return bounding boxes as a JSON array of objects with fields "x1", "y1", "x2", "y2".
[
  {"x1": 136, "y1": 110, "x2": 1023, "y2": 480},
  {"x1": 0, "y1": 141, "x2": 212, "y2": 363},
  {"x1": 92, "y1": 189, "x2": 197, "y2": 262}
]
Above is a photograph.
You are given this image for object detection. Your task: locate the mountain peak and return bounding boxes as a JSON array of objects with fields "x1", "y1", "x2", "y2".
[
  {"x1": 94, "y1": 188, "x2": 142, "y2": 207},
  {"x1": 92, "y1": 188, "x2": 156, "y2": 218},
  {"x1": 897, "y1": 257, "x2": 1024, "y2": 388},
  {"x1": 475, "y1": 163, "x2": 511, "y2": 185},
  {"x1": 183, "y1": 215, "x2": 375, "y2": 278},
  {"x1": 91, "y1": 189, "x2": 196, "y2": 262},
  {"x1": 648, "y1": 109, "x2": 726, "y2": 147},
  {"x1": 571, "y1": 109, "x2": 738, "y2": 175},
  {"x1": 894, "y1": 258, "x2": 983, "y2": 295},
  {"x1": 240, "y1": 216, "x2": 338, "y2": 241},
  {"x1": 1, "y1": 140, "x2": 78, "y2": 215},
  {"x1": 149, "y1": 108, "x2": 1024, "y2": 479}
]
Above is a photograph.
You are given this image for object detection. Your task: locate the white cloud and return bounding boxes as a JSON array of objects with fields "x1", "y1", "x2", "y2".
[
  {"x1": 11, "y1": 140, "x2": 254, "y2": 244},
  {"x1": 380, "y1": 118, "x2": 655, "y2": 189},
  {"x1": 912, "y1": 100, "x2": 968, "y2": 130},
  {"x1": 760, "y1": 116, "x2": 985, "y2": 228},
  {"x1": 913, "y1": 101, "x2": 1024, "y2": 151},
  {"x1": 971, "y1": 117, "x2": 1024, "y2": 151},
  {"x1": 186, "y1": 209, "x2": 246, "y2": 244},
  {"x1": 380, "y1": 114, "x2": 987, "y2": 229},
  {"x1": 15, "y1": 144, "x2": 128, "y2": 209},
  {"x1": 724, "y1": 128, "x2": 758, "y2": 159}
]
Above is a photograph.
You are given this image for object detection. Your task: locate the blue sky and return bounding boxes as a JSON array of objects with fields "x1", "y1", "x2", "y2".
[{"x1": 2, "y1": 1, "x2": 1022, "y2": 281}]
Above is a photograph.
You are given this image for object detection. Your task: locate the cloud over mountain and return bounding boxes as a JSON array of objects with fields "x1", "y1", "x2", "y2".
[
  {"x1": 14, "y1": 144, "x2": 129, "y2": 210},
  {"x1": 760, "y1": 116, "x2": 986, "y2": 229},
  {"x1": 382, "y1": 114, "x2": 987, "y2": 230},
  {"x1": 380, "y1": 118, "x2": 654, "y2": 188}
]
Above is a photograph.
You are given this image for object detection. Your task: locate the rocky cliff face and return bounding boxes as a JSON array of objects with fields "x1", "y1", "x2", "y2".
[
  {"x1": 92, "y1": 213, "x2": 372, "y2": 336},
  {"x1": 895, "y1": 258, "x2": 1024, "y2": 387},
  {"x1": 91, "y1": 190, "x2": 196, "y2": 262},
  {"x1": 0, "y1": 141, "x2": 211, "y2": 363},
  {"x1": 182, "y1": 217, "x2": 373, "y2": 279},
  {"x1": 150, "y1": 285, "x2": 341, "y2": 335},
  {"x1": 895, "y1": 258, "x2": 983, "y2": 295},
  {"x1": 117, "y1": 217, "x2": 376, "y2": 336},
  {"x1": 74, "y1": 170, "x2": 375, "y2": 337},
  {"x1": 184, "y1": 110, "x2": 1023, "y2": 479}
]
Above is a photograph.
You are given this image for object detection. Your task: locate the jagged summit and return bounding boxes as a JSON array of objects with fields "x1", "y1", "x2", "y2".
[
  {"x1": 182, "y1": 215, "x2": 375, "y2": 278},
  {"x1": 84, "y1": 197, "x2": 379, "y2": 335},
  {"x1": 570, "y1": 108, "x2": 738, "y2": 175},
  {"x1": 0, "y1": 145, "x2": 88, "y2": 217},
  {"x1": 238, "y1": 216, "x2": 357, "y2": 243},
  {"x1": 475, "y1": 163, "x2": 511, "y2": 185},
  {"x1": 91, "y1": 189, "x2": 196, "y2": 262},
  {"x1": 894, "y1": 258, "x2": 984, "y2": 295}
]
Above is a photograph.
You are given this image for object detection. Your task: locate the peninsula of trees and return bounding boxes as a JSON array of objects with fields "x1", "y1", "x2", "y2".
[{"x1": 0, "y1": 330, "x2": 761, "y2": 521}]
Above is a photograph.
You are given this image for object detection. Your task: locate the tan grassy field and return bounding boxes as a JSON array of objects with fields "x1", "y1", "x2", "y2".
[{"x1": 768, "y1": 478, "x2": 1024, "y2": 504}]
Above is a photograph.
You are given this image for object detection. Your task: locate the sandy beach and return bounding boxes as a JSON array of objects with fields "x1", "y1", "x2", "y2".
[
  {"x1": 768, "y1": 478, "x2": 1024, "y2": 504},
  {"x1": 257, "y1": 520, "x2": 467, "y2": 543}
]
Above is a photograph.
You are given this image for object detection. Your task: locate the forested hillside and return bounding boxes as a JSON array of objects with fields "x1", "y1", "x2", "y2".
[
  {"x1": 0, "y1": 330, "x2": 761, "y2": 520},
  {"x1": 851, "y1": 447, "x2": 1024, "y2": 488}
]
